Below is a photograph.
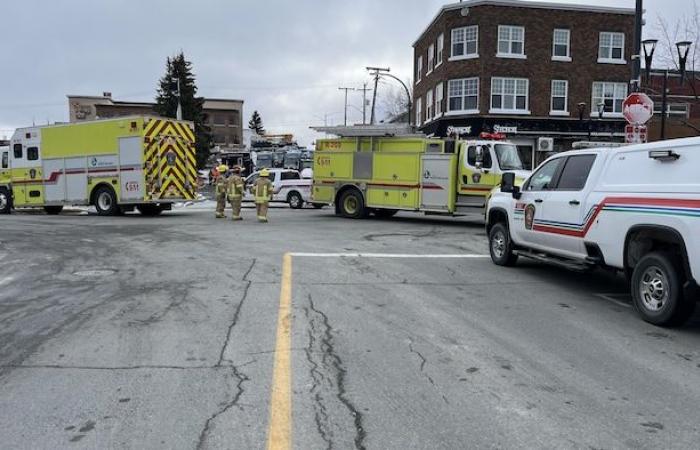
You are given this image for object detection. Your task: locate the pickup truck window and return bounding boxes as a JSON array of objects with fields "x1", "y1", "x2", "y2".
[
  {"x1": 467, "y1": 146, "x2": 492, "y2": 169},
  {"x1": 556, "y1": 154, "x2": 596, "y2": 191},
  {"x1": 281, "y1": 171, "x2": 300, "y2": 180},
  {"x1": 524, "y1": 157, "x2": 564, "y2": 191}
]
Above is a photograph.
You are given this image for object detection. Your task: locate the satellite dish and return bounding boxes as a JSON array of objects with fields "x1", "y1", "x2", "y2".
[{"x1": 460, "y1": 7, "x2": 470, "y2": 16}]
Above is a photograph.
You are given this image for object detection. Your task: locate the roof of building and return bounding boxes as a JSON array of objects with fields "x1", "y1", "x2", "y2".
[
  {"x1": 68, "y1": 94, "x2": 244, "y2": 110},
  {"x1": 311, "y1": 125, "x2": 423, "y2": 138},
  {"x1": 414, "y1": 0, "x2": 635, "y2": 46}
]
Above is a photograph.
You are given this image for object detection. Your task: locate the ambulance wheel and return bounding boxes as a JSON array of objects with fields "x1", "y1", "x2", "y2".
[
  {"x1": 44, "y1": 206, "x2": 63, "y2": 215},
  {"x1": 489, "y1": 222, "x2": 518, "y2": 266},
  {"x1": 94, "y1": 186, "x2": 120, "y2": 216},
  {"x1": 339, "y1": 189, "x2": 367, "y2": 219},
  {"x1": 136, "y1": 204, "x2": 164, "y2": 216},
  {"x1": 631, "y1": 252, "x2": 694, "y2": 326},
  {"x1": 0, "y1": 188, "x2": 11, "y2": 214},
  {"x1": 288, "y1": 192, "x2": 303, "y2": 209}
]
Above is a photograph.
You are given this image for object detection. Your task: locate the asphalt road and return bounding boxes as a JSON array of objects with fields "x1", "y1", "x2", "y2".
[{"x1": 2, "y1": 205, "x2": 700, "y2": 449}]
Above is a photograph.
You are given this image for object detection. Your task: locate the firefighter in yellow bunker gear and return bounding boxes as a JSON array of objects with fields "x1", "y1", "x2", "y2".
[
  {"x1": 227, "y1": 166, "x2": 245, "y2": 220},
  {"x1": 253, "y1": 168, "x2": 274, "y2": 222},
  {"x1": 215, "y1": 164, "x2": 229, "y2": 218}
]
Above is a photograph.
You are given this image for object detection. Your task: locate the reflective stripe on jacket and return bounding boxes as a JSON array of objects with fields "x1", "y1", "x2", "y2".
[
  {"x1": 227, "y1": 176, "x2": 245, "y2": 198},
  {"x1": 254, "y1": 179, "x2": 273, "y2": 203}
]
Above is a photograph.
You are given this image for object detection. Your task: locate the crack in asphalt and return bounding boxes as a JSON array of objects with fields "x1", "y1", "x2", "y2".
[
  {"x1": 408, "y1": 338, "x2": 436, "y2": 387},
  {"x1": 304, "y1": 307, "x2": 333, "y2": 450},
  {"x1": 197, "y1": 258, "x2": 257, "y2": 450},
  {"x1": 306, "y1": 294, "x2": 367, "y2": 450}
]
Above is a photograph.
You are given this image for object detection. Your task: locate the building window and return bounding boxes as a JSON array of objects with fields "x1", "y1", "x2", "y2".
[
  {"x1": 448, "y1": 78, "x2": 479, "y2": 113},
  {"x1": 550, "y1": 80, "x2": 569, "y2": 115},
  {"x1": 592, "y1": 81, "x2": 627, "y2": 116},
  {"x1": 451, "y1": 25, "x2": 478, "y2": 60},
  {"x1": 416, "y1": 55, "x2": 423, "y2": 83},
  {"x1": 654, "y1": 103, "x2": 690, "y2": 118},
  {"x1": 416, "y1": 97, "x2": 422, "y2": 125},
  {"x1": 490, "y1": 77, "x2": 529, "y2": 113},
  {"x1": 497, "y1": 25, "x2": 525, "y2": 58},
  {"x1": 598, "y1": 32, "x2": 625, "y2": 64},
  {"x1": 436, "y1": 83, "x2": 444, "y2": 116},
  {"x1": 552, "y1": 29, "x2": 570, "y2": 61},
  {"x1": 427, "y1": 44, "x2": 435, "y2": 73},
  {"x1": 436, "y1": 33, "x2": 444, "y2": 66},
  {"x1": 426, "y1": 89, "x2": 434, "y2": 121}
]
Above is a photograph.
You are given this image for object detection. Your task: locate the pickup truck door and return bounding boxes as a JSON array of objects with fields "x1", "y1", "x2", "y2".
[
  {"x1": 536, "y1": 154, "x2": 598, "y2": 257},
  {"x1": 510, "y1": 157, "x2": 565, "y2": 248}
]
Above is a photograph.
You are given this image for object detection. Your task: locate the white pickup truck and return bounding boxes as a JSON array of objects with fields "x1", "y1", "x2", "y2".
[
  {"x1": 245, "y1": 168, "x2": 317, "y2": 209},
  {"x1": 486, "y1": 137, "x2": 700, "y2": 326}
]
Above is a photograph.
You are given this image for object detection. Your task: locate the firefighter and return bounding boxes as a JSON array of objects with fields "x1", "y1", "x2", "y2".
[
  {"x1": 227, "y1": 166, "x2": 245, "y2": 221},
  {"x1": 253, "y1": 168, "x2": 274, "y2": 223},
  {"x1": 215, "y1": 164, "x2": 229, "y2": 218}
]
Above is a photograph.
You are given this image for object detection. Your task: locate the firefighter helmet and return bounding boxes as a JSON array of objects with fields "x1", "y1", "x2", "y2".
[
  {"x1": 218, "y1": 164, "x2": 229, "y2": 173},
  {"x1": 232, "y1": 165, "x2": 241, "y2": 173}
]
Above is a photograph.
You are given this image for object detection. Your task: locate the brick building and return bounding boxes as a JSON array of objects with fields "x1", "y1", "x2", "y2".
[
  {"x1": 67, "y1": 93, "x2": 244, "y2": 149},
  {"x1": 644, "y1": 70, "x2": 700, "y2": 141},
  {"x1": 413, "y1": 0, "x2": 635, "y2": 168}
]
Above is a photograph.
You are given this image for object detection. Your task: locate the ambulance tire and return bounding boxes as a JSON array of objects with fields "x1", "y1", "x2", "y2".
[
  {"x1": 44, "y1": 206, "x2": 63, "y2": 215},
  {"x1": 489, "y1": 222, "x2": 518, "y2": 266},
  {"x1": 93, "y1": 186, "x2": 120, "y2": 216},
  {"x1": 136, "y1": 204, "x2": 164, "y2": 216},
  {"x1": 631, "y1": 252, "x2": 694, "y2": 327},
  {"x1": 287, "y1": 192, "x2": 304, "y2": 209},
  {"x1": 338, "y1": 189, "x2": 367, "y2": 219},
  {"x1": 0, "y1": 187, "x2": 12, "y2": 214}
]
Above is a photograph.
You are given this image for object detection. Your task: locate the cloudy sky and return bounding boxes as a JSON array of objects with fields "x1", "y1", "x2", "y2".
[{"x1": 0, "y1": 0, "x2": 691, "y2": 146}]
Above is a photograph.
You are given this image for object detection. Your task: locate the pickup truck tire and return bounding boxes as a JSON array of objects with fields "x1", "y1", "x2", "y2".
[
  {"x1": 44, "y1": 206, "x2": 63, "y2": 215},
  {"x1": 93, "y1": 186, "x2": 120, "y2": 216},
  {"x1": 631, "y1": 252, "x2": 694, "y2": 326},
  {"x1": 338, "y1": 189, "x2": 367, "y2": 219},
  {"x1": 0, "y1": 188, "x2": 12, "y2": 214},
  {"x1": 288, "y1": 192, "x2": 303, "y2": 209},
  {"x1": 489, "y1": 223, "x2": 518, "y2": 267}
]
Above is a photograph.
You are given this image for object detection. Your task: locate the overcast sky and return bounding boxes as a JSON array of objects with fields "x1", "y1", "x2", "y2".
[{"x1": 0, "y1": 0, "x2": 691, "y2": 146}]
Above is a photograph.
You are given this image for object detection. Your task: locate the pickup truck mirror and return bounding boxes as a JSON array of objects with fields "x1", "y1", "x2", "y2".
[{"x1": 501, "y1": 172, "x2": 522, "y2": 199}]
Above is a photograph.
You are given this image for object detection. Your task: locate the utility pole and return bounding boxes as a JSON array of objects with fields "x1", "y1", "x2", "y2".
[
  {"x1": 367, "y1": 67, "x2": 389, "y2": 125},
  {"x1": 357, "y1": 83, "x2": 372, "y2": 125},
  {"x1": 338, "y1": 87, "x2": 355, "y2": 126},
  {"x1": 632, "y1": 0, "x2": 643, "y2": 92},
  {"x1": 367, "y1": 66, "x2": 413, "y2": 128}
]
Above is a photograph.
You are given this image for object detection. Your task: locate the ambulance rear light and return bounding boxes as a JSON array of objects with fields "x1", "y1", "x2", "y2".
[{"x1": 648, "y1": 150, "x2": 680, "y2": 162}]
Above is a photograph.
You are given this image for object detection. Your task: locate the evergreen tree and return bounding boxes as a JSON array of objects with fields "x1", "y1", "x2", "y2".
[
  {"x1": 248, "y1": 110, "x2": 265, "y2": 135},
  {"x1": 155, "y1": 52, "x2": 212, "y2": 168}
]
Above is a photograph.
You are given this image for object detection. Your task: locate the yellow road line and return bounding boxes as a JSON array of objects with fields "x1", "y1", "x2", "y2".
[{"x1": 266, "y1": 253, "x2": 293, "y2": 450}]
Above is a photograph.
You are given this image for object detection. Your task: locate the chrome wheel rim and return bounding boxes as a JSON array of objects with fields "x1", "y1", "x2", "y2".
[
  {"x1": 492, "y1": 230, "x2": 506, "y2": 259},
  {"x1": 639, "y1": 266, "x2": 669, "y2": 312},
  {"x1": 98, "y1": 192, "x2": 112, "y2": 211},
  {"x1": 290, "y1": 195, "x2": 300, "y2": 207},
  {"x1": 0, "y1": 193, "x2": 7, "y2": 210}
]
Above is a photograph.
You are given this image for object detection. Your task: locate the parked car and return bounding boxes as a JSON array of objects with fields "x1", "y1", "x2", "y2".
[
  {"x1": 486, "y1": 137, "x2": 700, "y2": 326},
  {"x1": 245, "y1": 168, "x2": 315, "y2": 209}
]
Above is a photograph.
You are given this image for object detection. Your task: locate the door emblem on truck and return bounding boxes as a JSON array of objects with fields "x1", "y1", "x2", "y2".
[
  {"x1": 472, "y1": 173, "x2": 482, "y2": 183},
  {"x1": 29, "y1": 169, "x2": 37, "y2": 179},
  {"x1": 166, "y1": 150, "x2": 177, "y2": 166},
  {"x1": 525, "y1": 204, "x2": 536, "y2": 230}
]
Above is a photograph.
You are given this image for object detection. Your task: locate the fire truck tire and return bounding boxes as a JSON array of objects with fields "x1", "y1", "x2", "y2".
[
  {"x1": 338, "y1": 189, "x2": 367, "y2": 219},
  {"x1": 489, "y1": 222, "x2": 518, "y2": 266},
  {"x1": 44, "y1": 206, "x2": 63, "y2": 215},
  {"x1": 373, "y1": 209, "x2": 398, "y2": 218},
  {"x1": 0, "y1": 188, "x2": 12, "y2": 214},
  {"x1": 136, "y1": 204, "x2": 164, "y2": 216},
  {"x1": 631, "y1": 252, "x2": 694, "y2": 326},
  {"x1": 287, "y1": 192, "x2": 304, "y2": 209},
  {"x1": 93, "y1": 186, "x2": 120, "y2": 216}
]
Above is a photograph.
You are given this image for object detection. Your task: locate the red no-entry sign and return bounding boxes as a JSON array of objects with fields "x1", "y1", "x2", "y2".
[{"x1": 622, "y1": 93, "x2": 654, "y2": 125}]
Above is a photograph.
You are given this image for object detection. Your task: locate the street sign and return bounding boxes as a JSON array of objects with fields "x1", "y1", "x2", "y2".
[
  {"x1": 625, "y1": 124, "x2": 648, "y2": 144},
  {"x1": 622, "y1": 92, "x2": 654, "y2": 125}
]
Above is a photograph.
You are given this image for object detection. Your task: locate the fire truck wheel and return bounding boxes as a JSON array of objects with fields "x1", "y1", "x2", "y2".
[
  {"x1": 287, "y1": 192, "x2": 303, "y2": 209},
  {"x1": 339, "y1": 189, "x2": 367, "y2": 219},
  {"x1": 136, "y1": 204, "x2": 164, "y2": 216},
  {"x1": 44, "y1": 206, "x2": 63, "y2": 215},
  {"x1": 93, "y1": 186, "x2": 120, "y2": 216},
  {"x1": 0, "y1": 188, "x2": 12, "y2": 214},
  {"x1": 489, "y1": 222, "x2": 518, "y2": 266}
]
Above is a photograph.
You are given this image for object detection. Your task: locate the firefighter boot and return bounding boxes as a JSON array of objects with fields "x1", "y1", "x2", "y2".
[
  {"x1": 230, "y1": 197, "x2": 242, "y2": 221},
  {"x1": 257, "y1": 203, "x2": 269, "y2": 223},
  {"x1": 216, "y1": 195, "x2": 227, "y2": 219}
]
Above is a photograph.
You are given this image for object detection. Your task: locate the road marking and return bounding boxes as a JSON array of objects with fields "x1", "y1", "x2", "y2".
[
  {"x1": 266, "y1": 253, "x2": 292, "y2": 450},
  {"x1": 289, "y1": 252, "x2": 489, "y2": 259},
  {"x1": 595, "y1": 293, "x2": 632, "y2": 308}
]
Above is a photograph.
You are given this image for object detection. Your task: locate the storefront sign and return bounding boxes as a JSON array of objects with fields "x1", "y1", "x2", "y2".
[
  {"x1": 446, "y1": 126, "x2": 472, "y2": 136},
  {"x1": 493, "y1": 125, "x2": 517, "y2": 134}
]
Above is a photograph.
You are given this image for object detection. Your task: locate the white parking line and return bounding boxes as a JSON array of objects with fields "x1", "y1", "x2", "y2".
[
  {"x1": 289, "y1": 252, "x2": 489, "y2": 259},
  {"x1": 595, "y1": 293, "x2": 632, "y2": 308}
]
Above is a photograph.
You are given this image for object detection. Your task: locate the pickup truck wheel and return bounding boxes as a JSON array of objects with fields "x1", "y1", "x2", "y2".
[
  {"x1": 94, "y1": 186, "x2": 120, "y2": 216},
  {"x1": 489, "y1": 223, "x2": 518, "y2": 267},
  {"x1": 288, "y1": 192, "x2": 303, "y2": 209},
  {"x1": 44, "y1": 206, "x2": 63, "y2": 215},
  {"x1": 339, "y1": 190, "x2": 367, "y2": 219},
  {"x1": 0, "y1": 188, "x2": 12, "y2": 214},
  {"x1": 631, "y1": 252, "x2": 694, "y2": 326}
]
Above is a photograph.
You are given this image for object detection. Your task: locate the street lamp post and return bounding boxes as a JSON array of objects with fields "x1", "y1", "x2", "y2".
[
  {"x1": 577, "y1": 102, "x2": 590, "y2": 140},
  {"x1": 597, "y1": 102, "x2": 605, "y2": 140},
  {"x1": 366, "y1": 67, "x2": 412, "y2": 128}
]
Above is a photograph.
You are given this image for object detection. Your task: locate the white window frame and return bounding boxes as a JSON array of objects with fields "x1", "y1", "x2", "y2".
[
  {"x1": 450, "y1": 25, "x2": 479, "y2": 61},
  {"x1": 489, "y1": 77, "x2": 530, "y2": 114},
  {"x1": 446, "y1": 77, "x2": 480, "y2": 115},
  {"x1": 427, "y1": 44, "x2": 435, "y2": 74},
  {"x1": 435, "y1": 82, "x2": 444, "y2": 116},
  {"x1": 591, "y1": 81, "x2": 627, "y2": 117},
  {"x1": 552, "y1": 29, "x2": 571, "y2": 62},
  {"x1": 598, "y1": 32, "x2": 626, "y2": 64},
  {"x1": 436, "y1": 33, "x2": 444, "y2": 67},
  {"x1": 416, "y1": 55, "x2": 423, "y2": 84},
  {"x1": 426, "y1": 89, "x2": 434, "y2": 121},
  {"x1": 416, "y1": 97, "x2": 422, "y2": 125},
  {"x1": 497, "y1": 25, "x2": 526, "y2": 59},
  {"x1": 550, "y1": 80, "x2": 569, "y2": 116}
]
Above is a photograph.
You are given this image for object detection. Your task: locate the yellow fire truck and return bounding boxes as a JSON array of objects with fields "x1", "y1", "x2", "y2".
[
  {"x1": 0, "y1": 116, "x2": 197, "y2": 216},
  {"x1": 311, "y1": 126, "x2": 530, "y2": 218}
]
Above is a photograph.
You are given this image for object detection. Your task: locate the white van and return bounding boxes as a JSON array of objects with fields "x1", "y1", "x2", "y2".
[{"x1": 486, "y1": 137, "x2": 700, "y2": 326}]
